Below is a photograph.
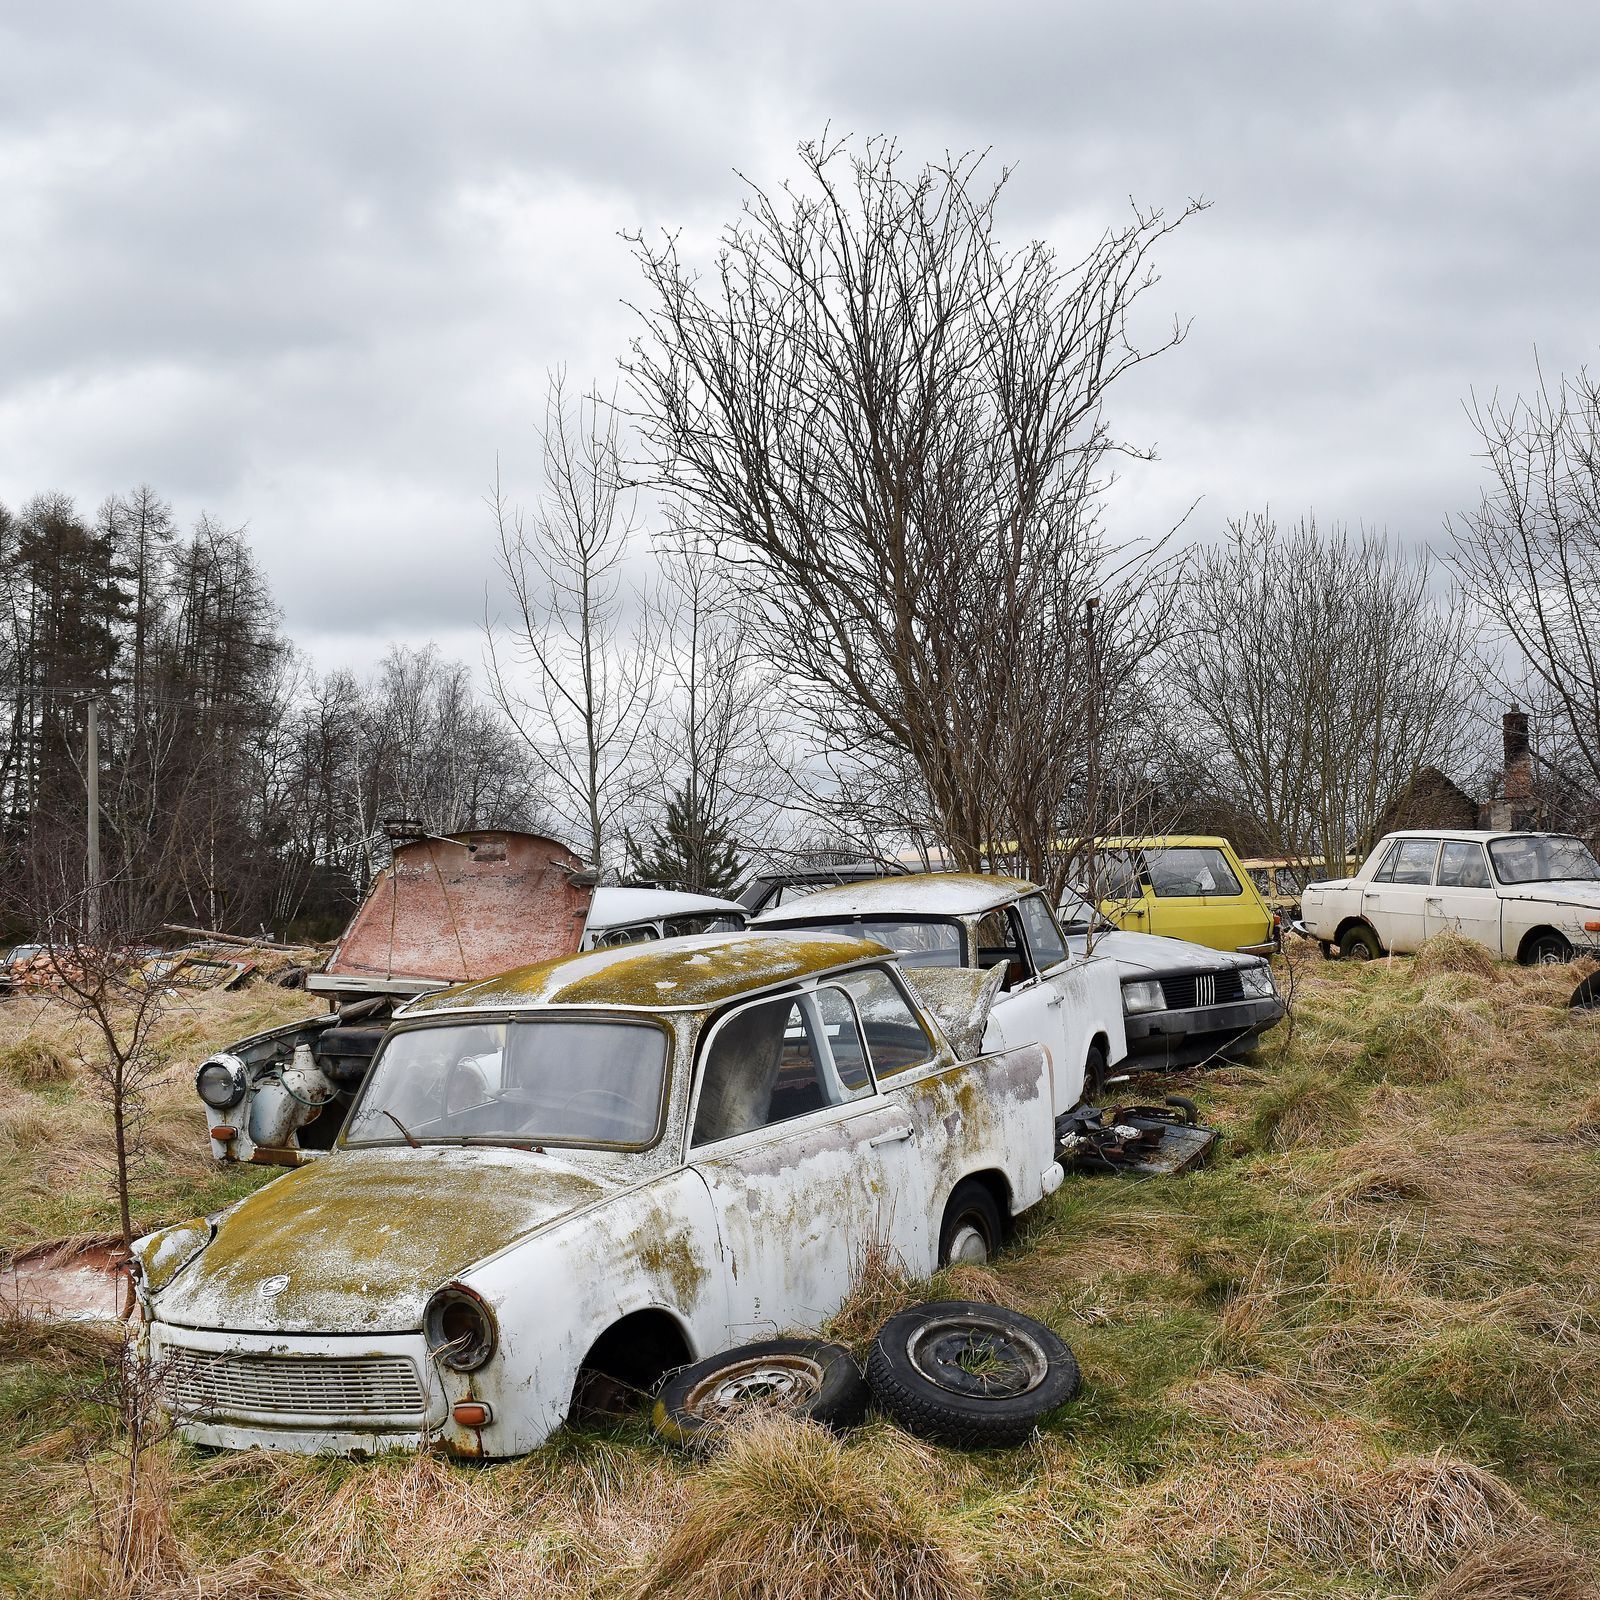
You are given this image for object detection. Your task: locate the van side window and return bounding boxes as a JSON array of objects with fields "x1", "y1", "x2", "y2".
[
  {"x1": 1437, "y1": 841, "x2": 1491, "y2": 889},
  {"x1": 1145, "y1": 846, "x2": 1243, "y2": 897}
]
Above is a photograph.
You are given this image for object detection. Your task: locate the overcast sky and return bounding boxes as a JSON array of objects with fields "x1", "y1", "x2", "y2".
[{"x1": 3, "y1": 1, "x2": 1597, "y2": 678}]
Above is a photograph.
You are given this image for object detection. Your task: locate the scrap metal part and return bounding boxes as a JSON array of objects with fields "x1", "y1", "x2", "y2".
[{"x1": 1056, "y1": 1096, "x2": 1218, "y2": 1176}]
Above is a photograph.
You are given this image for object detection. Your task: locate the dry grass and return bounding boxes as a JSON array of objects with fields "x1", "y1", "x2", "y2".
[
  {"x1": 1425, "y1": 1534, "x2": 1600, "y2": 1600},
  {"x1": 5, "y1": 953, "x2": 1600, "y2": 1599},
  {"x1": 1415, "y1": 933, "x2": 1507, "y2": 983},
  {"x1": 628, "y1": 1414, "x2": 979, "y2": 1600},
  {"x1": 0, "y1": 1032, "x2": 73, "y2": 1086}
]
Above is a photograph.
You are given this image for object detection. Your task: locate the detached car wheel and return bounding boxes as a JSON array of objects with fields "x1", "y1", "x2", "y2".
[
  {"x1": 1338, "y1": 925, "x2": 1383, "y2": 961},
  {"x1": 866, "y1": 1301, "x2": 1080, "y2": 1449},
  {"x1": 652, "y1": 1338, "x2": 870, "y2": 1449}
]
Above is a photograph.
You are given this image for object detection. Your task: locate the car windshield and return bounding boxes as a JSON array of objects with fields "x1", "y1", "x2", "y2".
[
  {"x1": 344, "y1": 1018, "x2": 668, "y2": 1149},
  {"x1": 1488, "y1": 835, "x2": 1600, "y2": 885},
  {"x1": 771, "y1": 917, "x2": 963, "y2": 969}
]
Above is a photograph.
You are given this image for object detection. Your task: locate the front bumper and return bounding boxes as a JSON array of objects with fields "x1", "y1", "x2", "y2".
[
  {"x1": 149, "y1": 1320, "x2": 450, "y2": 1455},
  {"x1": 1123, "y1": 996, "x2": 1284, "y2": 1071}
]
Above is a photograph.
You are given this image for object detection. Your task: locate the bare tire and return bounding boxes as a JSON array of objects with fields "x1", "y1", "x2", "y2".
[
  {"x1": 651, "y1": 1339, "x2": 869, "y2": 1450},
  {"x1": 866, "y1": 1301, "x2": 1080, "y2": 1449},
  {"x1": 1082, "y1": 1042, "x2": 1108, "y2": 1102},
  {"x1": 939, "y1": 1180, "x2": 1004, "y2": 1267},
  {"x1": 1521, "y1": 931, "x2": 1573, "y2": 967},
  {"x1": 1338, "y1": 925, "x2": 1383, "y2": 961}
]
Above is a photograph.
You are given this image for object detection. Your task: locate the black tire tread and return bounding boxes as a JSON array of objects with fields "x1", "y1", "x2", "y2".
[{"x1": 865, "y1": 1301, "x2": 1081, "y2": 1450}]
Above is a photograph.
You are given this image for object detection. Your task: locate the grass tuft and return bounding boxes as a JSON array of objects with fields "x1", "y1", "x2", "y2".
[
  {"x1": 0, "y1": 1033, "x2": 73, "y2": 1085},
  {"x1": 627, "y1": 1413, "x2": 978, "y2": 1600},
  {"x1": 1424, "y1": 1534, "x2": 1600, "y2": 1600}
]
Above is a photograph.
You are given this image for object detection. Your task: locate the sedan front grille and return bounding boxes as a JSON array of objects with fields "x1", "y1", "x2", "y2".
[
  {"x1": 161, "y1": 1347, "x2": 427, "y2": 1420},
  {"x1": 1158, "y1": 971, "x2": 1245, "y2": 1010}
]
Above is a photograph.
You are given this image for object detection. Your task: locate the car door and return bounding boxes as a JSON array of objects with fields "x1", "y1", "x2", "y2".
[
  {"x1": 687, "y1": 987, "x2": 925, "y2": 1340},
  {"x1": 1426, "y1": 840, "x2": 1503, "y2": 952},
  {"x1": 1144, "y1": 844, "x2": 1264, "y2": 951},
  {"x1": 1362, "y1": 838, "x2": 1439, "y2": 952},
  {"x1": 973, "y1": 903, "x2": 1064, "y2": 1064}
]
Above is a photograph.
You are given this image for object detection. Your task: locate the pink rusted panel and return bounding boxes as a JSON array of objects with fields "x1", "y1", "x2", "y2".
[{"x1": 325, "y1": 832, "x2": 593, "y2": 984}]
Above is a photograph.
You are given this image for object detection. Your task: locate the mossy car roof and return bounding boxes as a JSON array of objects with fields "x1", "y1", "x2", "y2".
[
  {"x1": 398, "y1": 930, "x2": 892, "y2": 1016},
  {"x1": 750, "y1": 871, "x2": 1038, "y2": 924}
]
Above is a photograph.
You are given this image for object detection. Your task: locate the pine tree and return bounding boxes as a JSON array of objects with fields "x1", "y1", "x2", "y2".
[{"x1": 625, "y1": 786, "x2": 743, "y2": 895}]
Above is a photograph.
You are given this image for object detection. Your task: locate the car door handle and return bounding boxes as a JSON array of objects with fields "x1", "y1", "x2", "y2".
[{"x1": 868, "y1": 1126, "x2": 913, "y2": 1147}]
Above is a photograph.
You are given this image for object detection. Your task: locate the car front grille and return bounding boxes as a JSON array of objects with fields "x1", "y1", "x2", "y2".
[
  {"x1": 1158, "y1": 970, "x2": 1245, "y2": 1010},
  {"x1": 161, "y1": 1347, "x2": 428, "y2": 1421}
]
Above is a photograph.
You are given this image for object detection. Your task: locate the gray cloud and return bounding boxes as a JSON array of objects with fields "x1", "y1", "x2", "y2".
[{"x1": 2, "y1": 0, "x2": 1597, "y2": 672}]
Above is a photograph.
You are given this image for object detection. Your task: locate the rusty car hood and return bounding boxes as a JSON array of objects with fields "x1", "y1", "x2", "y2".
[{"x1": 151, "y1": 1145, "x2": 623, "y2": 1335}]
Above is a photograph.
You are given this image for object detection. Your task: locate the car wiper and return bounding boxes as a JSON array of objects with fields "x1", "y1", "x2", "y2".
[{"x1": 381, "y1": 1109, "x2": 421, "y2": 1148}]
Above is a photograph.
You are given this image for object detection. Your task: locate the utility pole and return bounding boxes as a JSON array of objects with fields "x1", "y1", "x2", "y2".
[
  {"x1": 1083, "y1": 597, "x2": 1100, "y2": 952},
  {"x1": 86, "y1": 698, "x2": 101, "y2": 942}
]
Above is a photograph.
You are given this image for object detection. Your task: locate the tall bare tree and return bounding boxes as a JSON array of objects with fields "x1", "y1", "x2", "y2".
[
  {"x1": 1449, "y1": 359, "x2": 1600, "y2": 791},
  {"x1": 625, "y1": 135, "x2": 1201, "y2": 893},
  {"x1": 487, "y1": 370, "x2": 658, "y2": 872},
  {"x1": 1166, "y1": 513, "x2": 1469, "y2": 876}
]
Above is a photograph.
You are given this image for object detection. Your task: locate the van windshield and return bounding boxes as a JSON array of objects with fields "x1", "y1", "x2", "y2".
[
  {"x1": 344, "y1": 1018, "x2": 668, "y2": 1149},
  {"x1": 1488, "y1": 835, "x2": 1600, "y2": 885}
]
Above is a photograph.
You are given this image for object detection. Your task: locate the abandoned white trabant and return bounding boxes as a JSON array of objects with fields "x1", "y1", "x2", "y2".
[
  {"x1": 750, "y1": 873, "x2": 1128, "y2": 1115},
  {"x1": 135, "y1": 932, "x2": 1061, "y2": 1458}
]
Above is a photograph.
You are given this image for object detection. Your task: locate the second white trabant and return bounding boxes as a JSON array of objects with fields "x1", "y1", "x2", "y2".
[
  {"x1": 751, "y1": 872, "x2": 1129, "y2": 1113},
  {"x1": 1301, "y1": 829, "x2": 1600, "y2": 964}
]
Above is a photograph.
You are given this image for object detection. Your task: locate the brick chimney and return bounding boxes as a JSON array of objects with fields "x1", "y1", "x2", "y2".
[{"x1": 1503, "y1": 706, "x2": 1532, "y2": 803}]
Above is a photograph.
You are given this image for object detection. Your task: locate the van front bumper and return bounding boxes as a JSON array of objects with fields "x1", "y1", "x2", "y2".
[{"x1": 1122, "y1": 996, "x2": 1284, "y2": 1071}]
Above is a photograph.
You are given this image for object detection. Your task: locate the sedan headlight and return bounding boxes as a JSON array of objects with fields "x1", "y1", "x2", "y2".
[
  {"x1": 1239, "y1": 963, "x2": 1277, "y2": 998},
  {"x1": 195, "y1": 1054, "x2": 247, "y2": 1110},
  {"x1": 425, "y1": 1286, "x2": 498, "y2": 1372},
  {"x1": 1122, "y1": 980, "x2": 1165, "y2": 1014}
]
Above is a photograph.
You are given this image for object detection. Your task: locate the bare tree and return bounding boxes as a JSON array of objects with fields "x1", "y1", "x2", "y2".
[
  {"x1": 486, "y1": 370, "x2": 658, "y2": 872},
  {"x1": 1166, "y1": 513, "x2": 1469, "y2": 876},
  {"x1": 1449, "y1": 359, "x2": 1600, "y2": 791},
  {"x1": 625, "y1": 135, "x2": 1201, "y2": 893}
]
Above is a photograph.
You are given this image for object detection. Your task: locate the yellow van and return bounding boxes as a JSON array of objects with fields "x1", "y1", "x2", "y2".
[{"x1": 1090, "y1": 836, "x2": 1277, "y2": 954}]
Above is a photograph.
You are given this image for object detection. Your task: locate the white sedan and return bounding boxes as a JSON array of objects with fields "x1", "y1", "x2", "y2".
[
  {"x1": 1300, "y1": 829, "x2": 1600, "y2": 964},
  {"x1": 136, "y1": 931, "x2": 1060, "y2": 1458}
]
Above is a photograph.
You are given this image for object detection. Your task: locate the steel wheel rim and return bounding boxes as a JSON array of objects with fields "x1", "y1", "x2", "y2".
[
  {"x1": 906, "y1": 1316, "x2": 1048, "y2": 1399},
  {"x1": 947, "y1": 1221, "x2": 991, "y2": 1265},
  {"x1": 685, "y1": 1355, "x2": 824, "y2": 1421}
]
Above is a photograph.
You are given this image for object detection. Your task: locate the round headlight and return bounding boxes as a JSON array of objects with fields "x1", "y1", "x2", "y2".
[
  {"x1": 425, "y1": 1287, "x2": 497, "y2": 1372},
  {"x1": 196, "y1": 1055, "x2": 247, "y2": 1110}
]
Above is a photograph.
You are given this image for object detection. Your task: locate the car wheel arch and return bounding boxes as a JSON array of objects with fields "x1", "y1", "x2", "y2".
[
  {"x1": 568, "y1": 1305, "x2": 697, "y2": 1422},
  {"x1": 943, "y1": 1169, "x2": 1011, "y2": 1231},
  {"x1": 1517, "y1": 926, "x2": 1573, "y2": 966},
  {"x1": 1335, "y1": 916, "x2": 1380, "y2": 946}
]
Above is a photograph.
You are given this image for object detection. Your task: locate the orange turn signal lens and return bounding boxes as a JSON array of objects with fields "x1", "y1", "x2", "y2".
[
  {"x1": 1585, "y1": 922, "x2": 1600, "y2": 933},
  {"x1": 452, "y1": 1401, "x2": 492, "y2": 1428},
  {"x1": 211, "y1": 1126, "x2": 236, "y2": 1141}
]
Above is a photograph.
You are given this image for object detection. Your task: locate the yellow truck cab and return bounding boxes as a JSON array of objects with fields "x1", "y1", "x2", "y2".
[{"x1": 1091, "y1": 836, "x2": 1277, "y2": 955}]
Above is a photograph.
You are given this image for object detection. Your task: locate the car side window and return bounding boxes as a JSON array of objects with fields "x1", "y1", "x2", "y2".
[
  {"x1": 1383, "y1": 839, "x2": 1441, "y2": 885},
  {"x1": 1437, "y1": 841, "x2": 1491, "y2": 889},
  {"x1": 974, "y1": 907, "x2": 1032, "y2": 989},
  {"x1": 1372, "y1": 841, "x2": 1402, "y2": 882},
  {"x1": 1016, "y1": 894, "x2": 1068, "y2": 970},
  {"x1": 836, "y1": 967, "x2": 937, "y2": 1078},
  {"x1": 812, "y1": 986, "x2": 873, "y2": 1095},
  {"x1": 692, "y1": 995, "x2": 830, "y2": 1145}
]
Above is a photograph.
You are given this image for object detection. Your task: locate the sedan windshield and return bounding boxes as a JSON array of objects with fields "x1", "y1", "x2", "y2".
[
  {"x1": 1488, "y1": 835, "x2": 1600, "y2": 885},
  {"x1": 773, "y1": 917, "x2": 963, "y2": 969},
  {"x1": 344, "y1": 1018, "x2": 668, "y2": 1149}
]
